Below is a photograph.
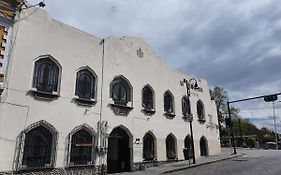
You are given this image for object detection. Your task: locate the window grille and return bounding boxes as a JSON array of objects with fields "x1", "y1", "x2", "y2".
[
  {"x1": 70, "y1": 129, "x2": 94, "y2": 166},
  {"x1": 164, "y1": 91, "x2": 174, "y2": 113},
  {"x1": 75, "y1": 69, "x2": 96, "y2": 100},
  {"x1": 184, "y1": 136, "x2": 193, "y2": 158},
  {"x1": 197, "y1": 100, "x2": 205, "y2": 121},
  {"x1": 200, "y1": 137, "x2": 208, "y2": 156},
  {"x1": 143, "y1": 133, "x2": 155, "y2": 160},
  {"x1": 32, "y1": 57, "x2": 59, "y2": 93},
  {"x1": 110, "y1": 77, "x2": 131, "y2": 106},
  {"x1": 166, "y1": 135, "x2": 176, "y2": 159},
  {"x1": 142, "y1": 86, "x2": 154, "y2": 110},
  {"x1": 22, "y1": 126, "x2": 54, "y2": 169},
  {"x1": 182, "y1": 96, "x2": 191, "y2": 116}
]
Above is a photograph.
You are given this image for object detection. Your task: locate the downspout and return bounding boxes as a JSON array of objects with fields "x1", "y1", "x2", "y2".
[{"x1": 98, "y1": 38, "x2": 106, "y2": 173}]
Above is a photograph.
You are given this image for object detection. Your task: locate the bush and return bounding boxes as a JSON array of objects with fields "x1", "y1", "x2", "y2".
[{"x1": 245, "y1": 138, "x2": 256, "y2": 148}]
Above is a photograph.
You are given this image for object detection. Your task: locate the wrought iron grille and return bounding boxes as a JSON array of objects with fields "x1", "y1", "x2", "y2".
[
  {"x1": 22, "y1": 125, "x2": 53, "y2": 169},
  {"x1": 142, "y1": 86, "x2": 154, "y2": 110},
  {"x1": 184, "y1": 136, "x2": 193, "y2": 158},
  {"x1": 166, "y1": 135, "x2": 176, "y2": 159},
  {"x1": 33, "y1": 57, "x2": 59, "y2": 93},
  {"x1": 197, "y1": 100, "x2": 205, "y2": 120},
  {"x1": 75, "y1": 69, "x2": 95, "y2": 100},
  {"x1": 143, "y1": 133, "x2": 155, "y2": 160},
  {"x1": 182, "y1": 96, "x2": 191, "y2": 116},
  {"x1": 110, "y1": 77, "x2": 131, "y2": 105},
  {"x1": 70, "y1": 129, "x2": 93, "y2": 166},
  {"x1": 164, "y1": 92, "x2": 173, "y2": 113},
  {"x1": 200, "y1": 137, "x2": 208, "y2": 156}
]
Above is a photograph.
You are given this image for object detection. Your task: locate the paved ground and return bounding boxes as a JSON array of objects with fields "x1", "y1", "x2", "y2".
[
  {"x1": 117, "y1": 148, "x2": 281, "y2": 175},
  {"x1": 166, "y1": 149, "x2": 281, "y2": 175},
  {"x1": 117, "y1": 148, "x2": 241, "y2": 175}
]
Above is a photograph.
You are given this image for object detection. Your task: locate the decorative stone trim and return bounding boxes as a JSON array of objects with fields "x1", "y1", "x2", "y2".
[
  {"x1": 164, "y1": 112, "x2": 176, "y2": 119},
  {"x1": 198, "y1": 119, "x2": 206, "y2": 123},
  {"x1": 73, "y1": 97, "x2": 96, "y2": 106},
  {"x1": 29, "y1": 90, "x2": 60, "y2": 100},
  {"x1": 109, "y1": 103, "x2": 133, "y2": 116},
  {"x1": 142, "y1": 108, "x2": 156, "y2": 115}
]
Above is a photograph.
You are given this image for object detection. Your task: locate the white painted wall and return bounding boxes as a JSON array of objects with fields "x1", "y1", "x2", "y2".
[{"x1": 0, "y1": 8, "x2": 220, "y2": 172}]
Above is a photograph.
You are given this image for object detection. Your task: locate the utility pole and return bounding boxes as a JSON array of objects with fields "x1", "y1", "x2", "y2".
[
  {"x1": 239, "y1": 118, "x2": 243, "y2": 146},
  {"x1": 227, "y1": 101, "x2": 236, "y2": 154},
  {"x1": 272, "y1": 101, "x2": 278, "y2": 150}
]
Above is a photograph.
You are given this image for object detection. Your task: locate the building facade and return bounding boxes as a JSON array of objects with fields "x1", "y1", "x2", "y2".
[{"x1": 0, "y1": 6, "x2": 221, "y2": 174}]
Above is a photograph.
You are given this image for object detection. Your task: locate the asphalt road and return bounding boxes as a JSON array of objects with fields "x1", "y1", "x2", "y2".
[{"x1": 167, "y1": 149, "x2": 281, "y2": 175}]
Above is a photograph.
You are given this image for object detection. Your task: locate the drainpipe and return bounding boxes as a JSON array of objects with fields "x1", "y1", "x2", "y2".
[{"x1": 98, "y1": 38, "x2": 106, "y2": 174}]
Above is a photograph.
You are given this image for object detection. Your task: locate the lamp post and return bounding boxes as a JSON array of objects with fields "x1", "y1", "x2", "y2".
[{"x1": 182, "y1": 78, "x2": 198, "y2": 164}]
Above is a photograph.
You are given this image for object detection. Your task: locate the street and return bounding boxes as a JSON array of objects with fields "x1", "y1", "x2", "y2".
[{"x1": 167, "y1": 149, "x2": 281, "y2": 175}]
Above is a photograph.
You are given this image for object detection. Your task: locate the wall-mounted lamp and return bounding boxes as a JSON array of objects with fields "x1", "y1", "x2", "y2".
[
  {"x1": 134, "y1": 138, "x2": 141, "y2": 144},
  {"x1": 180, "y1": 78, "x2": 203, "y2": 97}
]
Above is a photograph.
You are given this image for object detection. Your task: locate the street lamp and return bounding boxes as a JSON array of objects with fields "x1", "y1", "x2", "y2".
[{"x1": 181, "y1": 78, "x2": 199, "y2": 164}]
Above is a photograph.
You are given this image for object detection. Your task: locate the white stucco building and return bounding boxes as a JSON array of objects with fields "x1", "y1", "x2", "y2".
[{"x1": 0, "y1": 5, "x2": 220, "y2": 174}]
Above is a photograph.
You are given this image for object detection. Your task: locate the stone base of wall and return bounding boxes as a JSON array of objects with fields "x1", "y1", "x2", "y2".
[
  {"x1": 0, "y1": 160, "x2": 184, "y2": 175},
  {"x1": 0, "y1": 165, "x2": 107, "y2": 175},
  {"x1": 133, "y1": 159, "x2": 183, "y2": 172}
]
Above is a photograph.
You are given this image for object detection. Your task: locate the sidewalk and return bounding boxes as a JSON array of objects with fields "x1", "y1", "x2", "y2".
[{"x1": 118, "y1": 148, "x2": 243, "y2": 175}]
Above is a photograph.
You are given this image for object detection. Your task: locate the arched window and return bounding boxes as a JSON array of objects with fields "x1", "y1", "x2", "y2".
[
  {"x1": 197, "y1": 100, "x2": 205, "y2": 121},
  {"x1": 32, "y1": 56, "x2": 60, "y2": 93},
  {"x1": 69, "y1": 128, "x2": 95, "y2": 166},
  {"x1": 143, "y1": 132, "x2": 156, "y2": 160},
  {"x1": 184, "y1": 135, "x2": 194, "y2": 159},
  {"x1": 110, "y1": 76, "x2": 132, "y2": 106},
  {"x1": 142, "y1": 85, "x2": 154, "y2": 111},
  {"x1": 164, "y1": 91, "x2": 174, "y2": 113},
  {"x1": 75, "y1": 68, "x2": 96, "y2": 100},
  {"x1": 182, "y1": 96, "x2": 191, "y2": 116},
  {"x1": 166, "y1": 134, "x2": 177, "y2": 160},
  {"x1": 21, "y1": 122, "x2": 57, "y2": 169},
  {"x1": 200, "y1": 136, "x2": 208, "y2": 156}
]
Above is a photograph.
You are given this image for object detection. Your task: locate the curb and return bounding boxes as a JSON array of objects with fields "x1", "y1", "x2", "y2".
[{"x1": 161, "y1": 153, "x2": 244, "y2": 174}]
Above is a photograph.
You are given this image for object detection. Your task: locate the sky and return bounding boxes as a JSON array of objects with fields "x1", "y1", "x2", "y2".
[{"x1": 28, "y1": 0, "x2": 281, "y2": 132}]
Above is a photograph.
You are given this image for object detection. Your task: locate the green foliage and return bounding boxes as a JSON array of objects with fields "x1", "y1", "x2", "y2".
[
  {"x1": 210, "y1": 86, "x2": 276, "y2": 148},
  {"x1": 244, "y1": 138, "x2": 256, "y2": 148},
  {"x1": 210, "y1": 87, "x2": 240, "y2": 124}
]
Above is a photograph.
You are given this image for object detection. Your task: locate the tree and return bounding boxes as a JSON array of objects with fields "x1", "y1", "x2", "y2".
[
  {"x1": 210, "y1": 87, "x2": 240, "y2": 125},
  {"x1": 210, "y1": 86, "x2": 276, "y2": 148}
]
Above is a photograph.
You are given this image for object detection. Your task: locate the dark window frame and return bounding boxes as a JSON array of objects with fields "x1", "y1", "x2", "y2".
[
  {"x1": 17, "y1": 121, "x2": 57, "y2": 171},
  {"x1": 164, "y1": 91, "x2": 174, "y2": 114},
  {"x1": 143, "y1": 132, "x2": 156, "y2": 161},
  {"x1": 182, "y1": 96, "x2": 191, "y2": 116},
  {"x1": 197, "y1": 100, "x2": 205, "y2": 122},
  {"x1": 32, "y1": 56, "x2": 60, "y2": 94},
  {"x1": 166, "y1": 134, "x2": 177, "y2": 160},
  {"x1": 142, "y1": 85, "x2": 155, "y2": 112},
  {"x1": 200, "y1": 136, "x2": 208, "y2": 156},
  {"x1": 110, "y1": 76, "x2": 132, "y2": 106},
  {"x1": 68, "y1": 127, "x2": 96, "y2": 167},
  {"x1": 75, "y1": 69, "x2": 96, "y2": 100}
]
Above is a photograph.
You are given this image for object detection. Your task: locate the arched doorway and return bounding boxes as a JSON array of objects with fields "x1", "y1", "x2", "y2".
[
  {"x1": 184, "y1": 135, "x2": 193, "y2": 160},
  {"x1": 166, "y1": 134, "x2": 177, "y2": 160},
  {"x1": 107, "y1": 127, "x2": 131, "y2": 174},
  {"x1": 200, "y1": 136, "x2": 208, "y2": 156},
  {"x1": 143, "y1": 131, "x2": 156, "y2": 161}
]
